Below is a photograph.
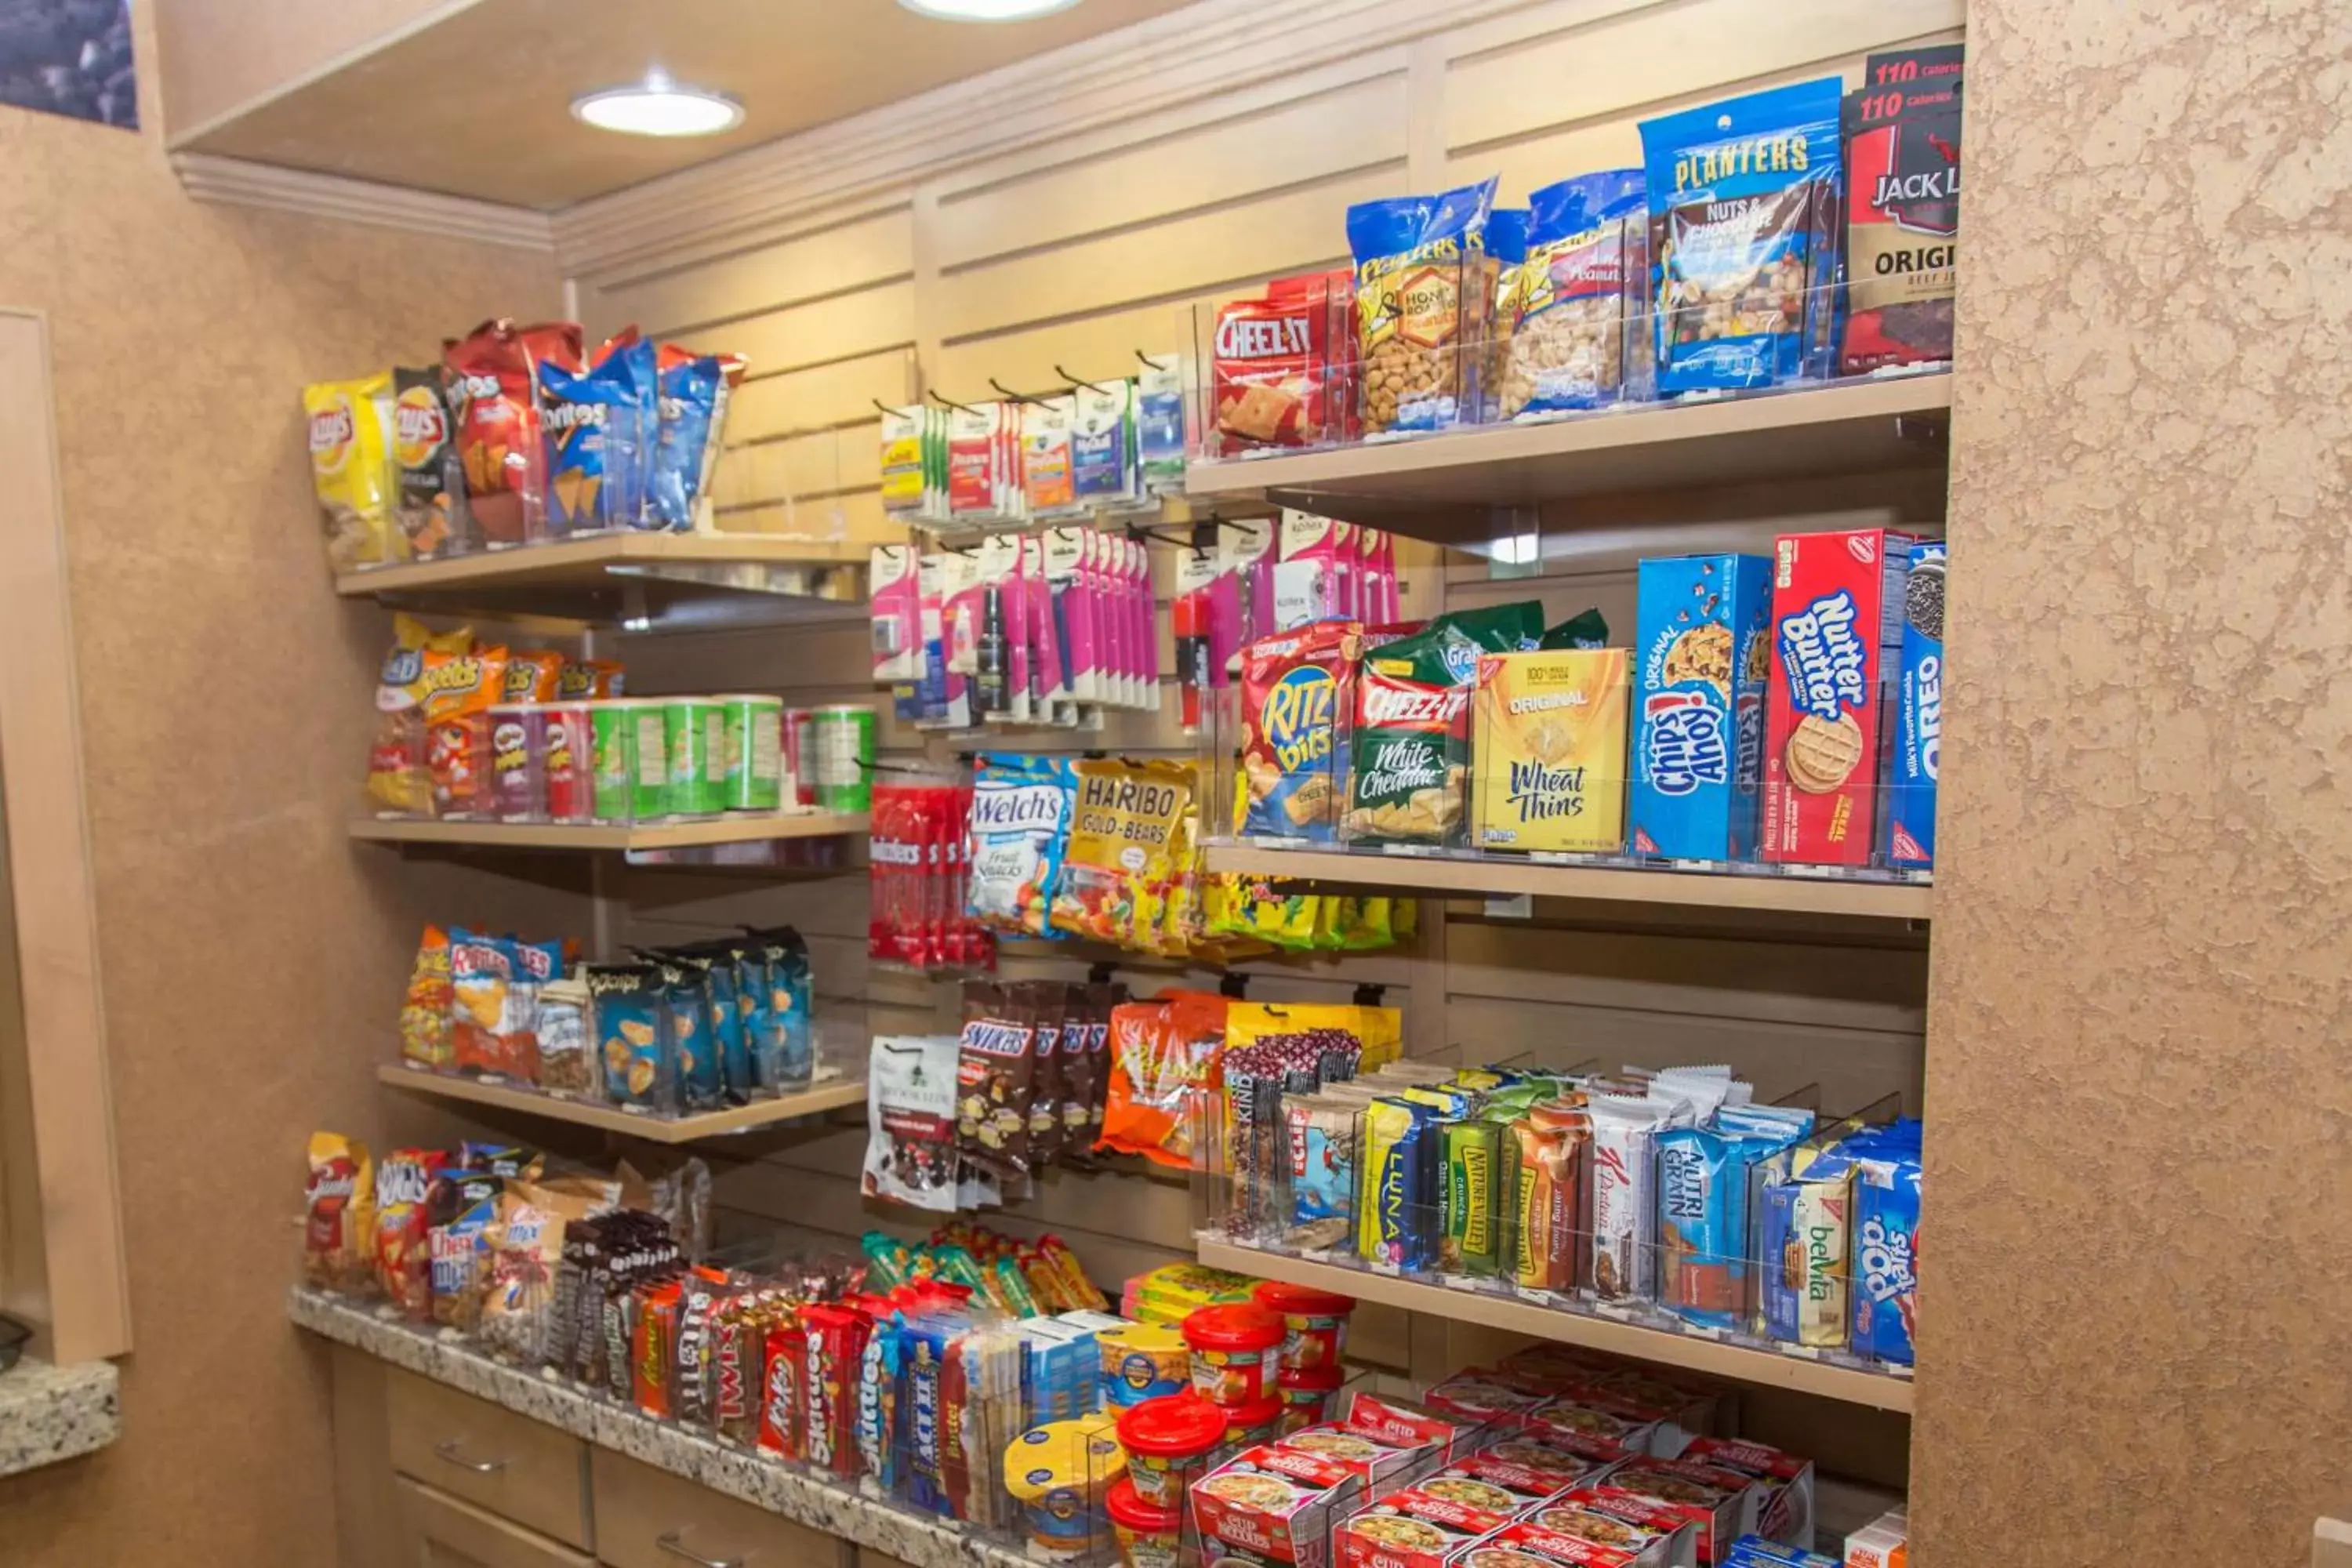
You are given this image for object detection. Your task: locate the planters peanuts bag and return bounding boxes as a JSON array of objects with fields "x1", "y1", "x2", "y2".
[
  {"x1": 1641, "y1": 79, "x2": 1845, "y2": 394},
  {"x1": 1508, "y1": 169, "x2": 1649, "y2": 416},
  {"x1": 1348, "y1": 178, "x2": 1497, "y2": 435}
]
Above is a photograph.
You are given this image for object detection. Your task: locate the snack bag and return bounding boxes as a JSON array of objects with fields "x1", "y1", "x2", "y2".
[
  {"x1": 649, "y1": 352, "x2": 733, "y2": 529},
  {"x1": 503, "y1": 649, "x2": 564, "y2": 704},
  {"x1": 1348, "y1": 178, "x2": 1497, "y2": 435},
  {"x1": 305, "y1": 372, "x2": 398, "y2": 572},
  {"x1": 399, "y1": 924, "x2": 456, "y2": 1070},
  {"x1": 391, "y1": 366, "x2": 466, "y2": 559},
  {"x1": 1236, "y1": 622, "x2": 1356, "y2": 841},
  {"x1": 557, "y1": 659, "x2": 624, "y2": 700},
  {"x1": 967, "y1": 753, "x2": 1074, "y2": 938},
  {"x1": 1049, "y1": 758, "x2": 1191, "y2": 949},
  {"x1": 1097, "y1": 993, "x2": 1224, "y2": 1168},
  {"x1": 863, "y1": 1034, "x2": 964, "y2": 1210},
  {"x1": 1642, "y1": 80, "x2": 1846, "y2": 394},
  {"x1": 446, "y1": 321, "x2": 583, "y2": 545},
  {"x1": 1343, "y1": 619, "x2": 1479, "y2": 848},
  {"x1": 538, "y1": 359, "x2": 632, "y2": 535},
  {"x1": 304, "y1": 1132, "x2": 374, "y2": 1292},
  {"x1": 1508, "y1": 170, "x2": 1648, "y2": 417},
  {"x1": 955, "y1": 982, "x2": 1037, "y2": 1186},
  {"x1": 420, "y1": 645, "x2": 510, "y2": 818},
  {"x1": 1471, "y1": 648, "x2": 1632, "y2": 855},
  {"x1": 366, "y1": 615, "x2": 474, "y2": 816},
  {"x1": 427, "y1": 1167, "x2": 503, "y2": 1331},
  {"x1": 1841, "y1": 46, "x2": 1963, "y2": 374},
  {"x1": 451, "y1": 929, "x2": 525, "y2": 1079},
  {"x1": 375, "y1": 1148, "x2": 447, "y2": 1319},
  {"x1": 1212, "y1": 269, "x2": 1348, "y2": 452},
  {"x1": 1480, "y1": 205, "x2": 1528, "y2": 423},
  {"x1": 591, "y1": 336, "x2": 660, "y2": 528}
]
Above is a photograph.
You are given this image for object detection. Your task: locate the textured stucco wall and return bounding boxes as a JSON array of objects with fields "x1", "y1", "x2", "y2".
[{"x1": 1917, "y1": 0, "x2": 2352, "y2": 1560}]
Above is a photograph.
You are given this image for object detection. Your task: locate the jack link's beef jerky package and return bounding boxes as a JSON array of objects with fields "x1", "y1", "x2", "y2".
[{"x1": 1841, "y1": 45, "x2": 1963, "y2": 373}]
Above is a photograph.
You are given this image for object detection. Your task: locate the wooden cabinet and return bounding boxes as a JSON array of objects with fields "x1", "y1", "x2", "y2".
[
  {"x1": 396, "y1": 1479, "x2": 597, "y2": 1568},
  {"x1": 386, "y1": 1369, "x2": 593, "y2": 1552},
  {"x1": 590, "y1": 1450, "x2": 852, "y2": 1568}
]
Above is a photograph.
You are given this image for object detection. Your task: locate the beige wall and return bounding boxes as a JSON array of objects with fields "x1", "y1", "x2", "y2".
[
  {"x1": 154, "y1": 0, "x2": 463, "y2": 136},
  {"x1": 0, "y1": 8, "x2": 566, "y2": 1563},
  {"x1": 1915, "y1": 0, "x2": 2352, "y2": 1561}
]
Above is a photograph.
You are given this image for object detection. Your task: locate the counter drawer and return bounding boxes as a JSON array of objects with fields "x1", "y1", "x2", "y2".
[
  {"x1": 396, "y1": 1477, "x2": 596, "y2": 1568},
  {"x1": 591, "y1": 1449, "x2": 851, "y2": 1568},
  {"x1": 387, "y1": 1367, "x2": 593, "y2": 1550}
]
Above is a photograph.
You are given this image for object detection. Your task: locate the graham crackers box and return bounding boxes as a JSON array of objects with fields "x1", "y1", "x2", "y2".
[
  {"x1": 1629, "y1": 555, "x2": 1771, "y2": 861},
  {"x1": 1761, "y1": 529, "x2": 1915, "y2": 866},
  {"x1": 1878, "y1": 540, "x2": 1944, "y2": 868}
]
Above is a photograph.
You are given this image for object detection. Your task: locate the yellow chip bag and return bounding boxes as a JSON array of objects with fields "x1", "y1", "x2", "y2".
[
  {"x1": 305, "y1": 372, "x2": 400, "y2": 572},
  {"x1": 1471, "y1": 648, "x2": 1631, "y2": 854}
]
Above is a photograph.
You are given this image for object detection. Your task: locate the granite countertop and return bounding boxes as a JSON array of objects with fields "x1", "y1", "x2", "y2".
[
  {"x1": 289, "y1": 1287, "x2": 1032, "y2": 1568},
  {"x1": 0, "y1": 1353, "x2": 121, "y2": 1478}
]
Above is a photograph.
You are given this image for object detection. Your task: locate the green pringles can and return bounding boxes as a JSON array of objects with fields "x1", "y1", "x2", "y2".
[
  {"x1": 1442, "y1": 1117, "x2": 1504, "y2": 1277},
  {"x1": 663, "y1": 697, "x2": 727, "y2": 816},
  {"x1": 808, "y1": 703, "x2": 877, "y2": 813},
  {"x1": 590, "y1": 699, "x2": 646, "y2": 822},
  {"x1": 718, "y1": 694, "x2": 785, "y2": 811}
]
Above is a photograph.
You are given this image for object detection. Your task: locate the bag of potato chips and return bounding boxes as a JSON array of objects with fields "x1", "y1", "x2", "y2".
[
  {"x1": 305, "y1": 372, "x2": 398, "y2": 572},
  {"x1": 366, "y1": 615, "x2": 473, "y2": 817},
  {"x1": 305, "y1": 1131, "x2": 375, "y2": 1292}
]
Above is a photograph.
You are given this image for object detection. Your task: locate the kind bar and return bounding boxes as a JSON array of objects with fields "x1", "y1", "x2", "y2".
[
  {"x1": 1214, "y1": 270, "x2": 1348, "y2": 452},
  {"x1": 1238, "y1": 622, "x2": 1355, "y2": 841},
  {"x1": 1761, "y1": 528, "x2": 1917, "y2": 866},
  {"x1": 1879, "y1": 541, "x2": 1944, "y2": 868},
  {"x1": 1841, "y1": 46, "x2": 1963, "y2": 374},
  {"x1": 1344, "y1": 622, "x2": 1475, "y2": 848},
  {"x1": 1641, "y1": 79, "x2": 1845, "y2": 394},
  {"x1": 1472, "y1": 648, "x2": 1630, "y2": 855},
  {"x1": 1630, "y1": 554, "x2": 1772, "y2": 862}
]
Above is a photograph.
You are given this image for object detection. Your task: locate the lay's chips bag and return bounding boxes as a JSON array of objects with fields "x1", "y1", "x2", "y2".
[{"x1": 306, "y1": 372, "x2": 398, "y2": 572}]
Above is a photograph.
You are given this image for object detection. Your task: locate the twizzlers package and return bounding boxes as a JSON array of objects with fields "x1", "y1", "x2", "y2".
[
  {"x1": 1762, "y1": 528, "x2": 1917, "y2": 866},
  {"x1": 1213, "y1": 269, "x2": 1349, "y2": 452}
]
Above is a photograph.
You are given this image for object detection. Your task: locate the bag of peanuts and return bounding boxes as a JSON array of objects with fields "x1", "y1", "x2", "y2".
[
  {"x1": 1504, "y1": 170, "x2": 1649, "y2": 419},
  {"x1": 1348, "y1": 178, "x2": 1497, "y2": 437}
]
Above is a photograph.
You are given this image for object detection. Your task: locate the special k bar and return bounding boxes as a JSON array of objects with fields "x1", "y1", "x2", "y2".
[{"x1": 1760, "y1": 528, "x2": 1918, "y2": 866}]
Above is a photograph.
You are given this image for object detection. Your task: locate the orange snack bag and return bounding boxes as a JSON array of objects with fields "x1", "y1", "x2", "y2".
[
  {"x1": 1096, "y1": 991, "x2": 1227, "y2": 1168},
  {"x1": 503, "y1": 649, "x2": 564, "y2": 703},
  {"x1": 365, "y1": 615, "x2": 472, "y2": 815},
  {"x1": 400, "y1": 925, "x2": 456, "y2": 1069},
  {"x1": 422, "y1": 644, "x2": 510, "y2": 818}
]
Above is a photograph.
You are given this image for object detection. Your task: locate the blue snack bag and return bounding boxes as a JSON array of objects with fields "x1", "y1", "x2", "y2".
[
  {"x1": 1850, "y1": 1151, "x2": 1921, "y2": 1364},
  {"x1": 1630, "y1": 554, "x2": 1772, "y2": 861},
  {"x1": 537, "y1": 360, "x2": 628, "y2": 535},
  {"x1": 593, "y1": 338, "x2": 658, "y2": 528},
  {"x1": 649, "y1": 354, "x2": 724, "y2": 529},
  {"x1": 1511, "y1": 169, "x2": 1648, "y2": 415},
  {"x1": 1880, "y1": 540, "x2": 1944, "y2": 868},
  {"x1": 584, "y1": 961, "x2": 677, "y2": 1112},
  {"x1": 1641, "y1": 78, "x2": 1846, "y2": 394},
  {"x1": 1348, "y1": 177, "x2": 1498, "y2": 435},
  {"x1": 966, "y1": 753, "x2": 1074, "y2": 939}
]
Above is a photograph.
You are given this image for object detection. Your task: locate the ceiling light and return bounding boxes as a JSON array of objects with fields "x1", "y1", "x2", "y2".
[
  {"x1": 571, "y1": 75, "x2": 742, "y2": 138},
  {"x1": 898, "y1": 0, "x2": 1083, "y2": 21}
]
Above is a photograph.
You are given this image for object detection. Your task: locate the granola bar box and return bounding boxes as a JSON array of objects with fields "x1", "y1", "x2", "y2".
[
  {"x1": 1628, "y1": 555, "x2": 1770, "y2": 862},
  {"x1": 1760, "y1": 529, "x2": 1915, "y2": 866}
]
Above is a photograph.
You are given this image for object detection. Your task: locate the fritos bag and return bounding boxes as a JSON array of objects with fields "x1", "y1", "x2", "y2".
[
  {"x1": 366, "y1": 615, "x2": 473, "y2": 816},
  {"x1": 305, "y1": 1132, "x2": 375, "y2": 1292}
]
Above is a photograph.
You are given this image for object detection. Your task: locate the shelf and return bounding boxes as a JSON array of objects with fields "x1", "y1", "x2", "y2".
[
  {"x1": 1203, "y1": 845, "x2": 1931, "y2": 921},
  {"x1": 1182, "y1": 374, "x2": 1951, "y2": 539},
  {"x1": 376, "y1": 1064, "x2": 865, "y2": 1143},
  {"x1": 350, "y1": 811, "x2": 869, "y2": 852},
  {"x1": 333, "y1": 532, "x2": 867, "y2": 630},
  {"x1": 1196, "y1": 1238, "x2": 1914, "y2": 1414}
]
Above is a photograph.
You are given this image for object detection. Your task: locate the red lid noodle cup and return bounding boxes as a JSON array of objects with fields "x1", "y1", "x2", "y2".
[
  {"x1": 1116, "y1": 1393, "x2": 1229, "y2": 1458},
  {"x1": 1254, "y1": 1279, "x2": 1357, "y2": 1375},
  {"x1": 1107, "y1": 1474, "x2": 1181, "y2": 1533},
  {"x1": 1181, "y1": 1305, "x2": 1286, "y2": 1406},
  {"x1": 1220, "y1": 1395, "x2": 1284, "y2": 1443}
]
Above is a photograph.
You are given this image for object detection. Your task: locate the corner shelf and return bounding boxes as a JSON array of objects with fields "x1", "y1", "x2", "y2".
[
  {"x1": 350, "y1": 811, "x2": 869, "y2": 852},
  {"x1": 376, "y1": 1063, "x2": 865, "y2": 1143},
  {"x1": 1196, "y1": 1237, "x2": 1914, "y2": 1414}
]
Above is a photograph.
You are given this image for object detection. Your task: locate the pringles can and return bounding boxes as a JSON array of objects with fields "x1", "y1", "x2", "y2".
[
  {"x1": 663, "y1": 697, "x2": 727, "y2": 816},
  {"x1": 808, "y1": 704, "x2": 876, "y2": 813},
  {"x1": 718, "y1": 694, "x2": 785, "y2": 811}
]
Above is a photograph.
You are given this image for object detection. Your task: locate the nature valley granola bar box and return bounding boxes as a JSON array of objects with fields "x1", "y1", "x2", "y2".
[
  {"x1": 1471, "y1": 648, "x2": 1630, "y2": 855},
  {"x1": 1629, "y1": 555, "x2": 1770, "y2": 862},
  {"x1": 1761, "y1": 529, "x2": 1915, "y2": 866}
]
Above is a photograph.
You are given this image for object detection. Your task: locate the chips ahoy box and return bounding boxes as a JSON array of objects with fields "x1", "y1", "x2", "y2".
[
  {"x1": 1762, "y1": 528, "x2": 1915, "y2": 866},
  {"x1": 1630, "y1": 554, "x2": 1770, "y2": 862},
  {"x1": 1879, "y1": 541, "x2": 1944, "y2": 869}
]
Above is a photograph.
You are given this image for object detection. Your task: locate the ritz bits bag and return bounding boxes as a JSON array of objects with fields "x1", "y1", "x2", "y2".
[
  {"x1": 1049, "y1": 759, "x2": 1194, "y2": 951},
  {"x1": 1348, "y1": 179, "x2": 1497, "y2": 437}
]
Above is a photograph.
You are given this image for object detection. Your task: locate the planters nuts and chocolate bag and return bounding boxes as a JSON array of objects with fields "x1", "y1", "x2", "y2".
[
  {"x1": 1841, "y1": 45, "x2": 1963, "y2": 374},
  {"x1": 1761, "y1": 528, "x2": 1915, "y2": 866},
  {"x1": 1471, "y1": 648, "x2": 1630, "y2": 855},
  {"x1": 1640, "y1": 78, "x2": 1845, "y2": 394},
  {"x1": 1630, "y1": 554, "x2": 1771, "y2": 862},
  {"x1": 1880, "y1": 540, "x2": 1944, "y2": 868}
]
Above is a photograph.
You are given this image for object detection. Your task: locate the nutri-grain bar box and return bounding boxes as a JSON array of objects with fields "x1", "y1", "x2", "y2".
[
  {"x1": 1761, "y1": 528, "x2": 1915, "y2": 866},
  {"x1": 1629, "y1": 554, "x2": 1771, "y2": 862},
  {"x1": 1878, "y1": 540, "x2": 1944, "y2": 868}
]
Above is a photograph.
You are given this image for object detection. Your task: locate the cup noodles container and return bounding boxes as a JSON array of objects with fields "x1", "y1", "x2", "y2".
[
  {"x1": 1183, "y1": 1304, "x2": 1286, "y2": 1406},
  {"x1": 1878, "y1": 540, "x2": 1944, "y2": 868},
  {"x1": 1190, "y1": 1443, "x2": 1366, "y2": 1568},
  {"x1": 1107, "y1": 1475, "x2": 1185, "y2": 1568},
  {"x1": 1761, "y1": 529, "x2": 1916, "y2": 866},
  {"x1": 1673, "y1": 1439, "x2": 1813, "y2": 1550},
  {"x1": 1629, "y1": 555, "x2": 1771, "y2": 862},
  {"x1": 1419, "y1": 1372, "x2": 1551, "y2": 1429},
  {"x1": 1337, "y1": 1484, "x2": 1515, "y2": 1568},
  {"x1": 1254, "y1": 1279, "x2": 1358, "y2": 1375},
  {"x1": 1222, "y1": 1395, "x2": 1286, "y2": 1452},
  {"x1": 1588, "y1": 1459, "x2": 1762, "y2": 1566},
  {"x1": 1117, "y1": 1393, "x2": 1229, "y2": 1511},
  {"x1": 1419, "y1": 1447, "x2": 1596, "y2": 1514},
  {"x1": 1276, "y1": 1366, "x2": 1345, "y2": 1434},
  {"x1": 1272, "y1": 1423, "x2": 1441, "y2": 1494},
  {"x1": 1334, "y1": 1392, "x2": 1478, "y2": 1462},
  {"x1": 1841, "y1": 1509, "x2": 1907, "y2": 1568},
  {"x1": 1518, "y1": 1403, "x2": 1662, "y2": 1467},
  {"x1": 1501, "y1": 1494, "x2": 1700, "y2": 1568}
]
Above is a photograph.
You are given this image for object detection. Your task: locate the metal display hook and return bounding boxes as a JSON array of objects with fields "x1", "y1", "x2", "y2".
[
  {"x1": 927, "y1": 390, "x2": 983, "y2": 415},
  {"x1": 1055, "y1": 363, "x2": 1114, "y2": 394}
]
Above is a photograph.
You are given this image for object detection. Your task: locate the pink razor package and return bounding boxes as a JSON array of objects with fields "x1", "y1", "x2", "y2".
[{"x1": 872, "y1": 544, "x2": 923, "y2": 721}]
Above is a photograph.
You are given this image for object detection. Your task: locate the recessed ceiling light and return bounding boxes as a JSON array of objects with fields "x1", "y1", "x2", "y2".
[
  {"x1": 898, "y1": 0, "x2": 1082, "y2": 20},
  {"x1": 571, "y1": 76, "x2": 743, "y2": 138}
]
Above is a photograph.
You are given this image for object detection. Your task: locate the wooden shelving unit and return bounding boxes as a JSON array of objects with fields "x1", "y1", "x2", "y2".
[
  {"x1": 334, "y1": 532, "x2": 866, "y2": 597},
  {"x1": 1184, "y1": 374, "x2": 1951, "y2": 539},
  {"x1": 1202, "y1": 845, "x2": 1932, "y2": 921},
  {"x1": 377, "y1": 1064, "x2": 865, "y2": 1143},
  {"x1": 349, "y1": 811, "x2": 868, "y2": 852},
  {"x1": 1196, "y1": 1238, "x2": 1915, "y2": 1414}
]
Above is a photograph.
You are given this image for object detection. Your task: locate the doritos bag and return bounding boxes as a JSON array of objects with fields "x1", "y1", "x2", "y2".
[
  {"x1": 305, "y1": 372, "x2": 398, "y2": 572},
  {"x1": 539, "y1": 359, "x2": 633, "y2": 535},
  {"x1": 649, "y1": 354, "x2": 725, "y2": 530}
]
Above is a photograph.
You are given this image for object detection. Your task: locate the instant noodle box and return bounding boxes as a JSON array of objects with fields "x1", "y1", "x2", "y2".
[
  {"x1": 1338, "y1": 1484, "x2": 1515, "y2": 1568},
  {"x1": 1591, "y1": 1458, "x2": 1764, "y2": 1567},
  {"x1": 1191, "y1": 1442, "x2": 1367, "y2": 1568},
  {"x1": 1484, "y1": 1498, "x2": 1699, "y2": 1568},
  {"x1": 1273, "y1": 1422, "x2": 1444, "y2": 1494},
  {"x1": 1182, "y1": 1304, "x2": 1285, "y2": 1406}
]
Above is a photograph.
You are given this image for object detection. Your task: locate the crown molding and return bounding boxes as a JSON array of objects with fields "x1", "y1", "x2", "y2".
[
  {"x1": 552, "y1": 0, "x2": 1537, "y2": 281},
  {"x1": 172, "y1": 152, "x2": 555, "y2": 252}
]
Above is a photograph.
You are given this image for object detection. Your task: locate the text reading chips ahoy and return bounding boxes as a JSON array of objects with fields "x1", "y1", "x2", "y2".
[
  {"x1": 1630, "y1": 555, "x2": 1770, "y2": 862},
  {"x1": 1762, "y1": 528, "x2": 1915, "y2": 866}
]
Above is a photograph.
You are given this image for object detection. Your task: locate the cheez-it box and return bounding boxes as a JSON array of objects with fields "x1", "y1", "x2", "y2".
[{"x1": 1761, "y1": 528, "x2": 1915, "y2": 866}]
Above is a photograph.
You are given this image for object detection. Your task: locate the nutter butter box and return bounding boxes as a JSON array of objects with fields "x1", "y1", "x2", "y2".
[{"x1": 1761, "y1": 529, "x2": 1916, "y2": 866}]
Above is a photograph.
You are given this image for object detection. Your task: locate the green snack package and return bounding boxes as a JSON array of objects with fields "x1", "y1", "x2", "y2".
[
  {"x1": 1438, "y1": 599, "x2": 1546, "y2": 653},
  {"x1": 1344, "y1": 619, "x2": 1479, "y2": 848},
  {"x1": 1541, "y1": 608, "x2": 1610, "y2": 649},
  {"x1": 1443, "y1": 1118, "x2": 1505, "y2": 1276}
]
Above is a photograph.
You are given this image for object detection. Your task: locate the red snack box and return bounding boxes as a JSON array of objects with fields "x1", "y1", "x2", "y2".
[
  {"x1": 1672, "y1": 1437, "x2": 1813, "y2": 1548},
  {"x1": 1420, "y1": 1371, "x2": 1551, "y2": 1428},
  {"x1": 1469, "y1": 1508, "x2": 1693, "y2": 1568},
  {"x1": 1192, "y1": 1443, "x2": 1364, "y2": 1568},
  {"x1": 1213, "y1": 270, "x2": 1350, "y2": 453},
  {"x1": 1587, "y1": 1459, "x2": 1759, "y2": 1566},
  {"x1": 758, "y1": 1321, "x2": 808, "y2": 1461},
  {"x1": 1340, "y1": 1392, "x2": 1479, "y2": 1461},
  {"x1": 1761, "y1": 528, "x2": 1918, "y2": 866},
  {"x1": 1338, "y1": 1484, "x2": 1512, "y2": 1568},
  {"x1": 1276, "y1": 1422, "x2": 1442, "y2": 1493},
  {"x1": 800, "y1": 1304, "x2": 869, "y2": 1480},
  {"x1": 1415, "y1": 1446, "x2": 1597, "y2": 1514},
  {"x1": 1517, "y1": 1403, "x2": 1660, "y2": 1466}
]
